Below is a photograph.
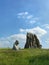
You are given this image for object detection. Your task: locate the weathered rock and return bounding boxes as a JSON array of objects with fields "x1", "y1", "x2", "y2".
[
  {"x1": 24, "y1": 33, "x2": 42, "y2": 48},
  {"x1": 13, "y1": 40, "x2": 19, "y2": 50},
  {"x1": 34, "y1": 34, "x2": 42, "y2": 48}
]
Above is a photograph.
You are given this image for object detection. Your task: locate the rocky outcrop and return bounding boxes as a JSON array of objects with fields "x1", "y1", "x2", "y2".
[
  {"x1": 24, "y1": 33, "x2": 42, "y2": 48},
  {"x1": 13, "y1": 40, "x2": 19, "y2": 50}
]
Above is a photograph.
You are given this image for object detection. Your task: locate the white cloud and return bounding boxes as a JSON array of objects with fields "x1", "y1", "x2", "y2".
[
  {"x1": 17, "y1": 12, "x2": 28, "y2": 16},
  {"x1": 17, "y1": 12, "x2": 24, "y2": 16},
  {"x1": 24, "y1": 12, "x2": 28, "y2": 15},
  {"x1": 17, "y1": 12, "x2": 39, "y2": 24},
  {"x1": 20, "y1": 29, "x2": 24, "y2": 33},
  {"x1": 42, "y1": 24, "x2": 49, "y2": 29},
  {"x1": 29, "y1": 20, "x2": 36, "y2": 24},
  {"x1": 7, "y1": 34, "x2": 26, "y2": 41},
  {"x1": 17, "y1": 12, "x2": 33, "y2": 20},
  {"x1": 17, "y1": 12, "x2": 29, "y2": 19},
  {"x1": 17, "y1": 12, "x2": 28, "y2": 19},
  {"x1": 0, "y1": 34, "x2": 26, "y2": 48},
  {"x1": 20, "y1": 26, "x2": 47, "y2": 37},
  {"x1": 27, "y1": 15, "x2": 33, "y2": 19}
]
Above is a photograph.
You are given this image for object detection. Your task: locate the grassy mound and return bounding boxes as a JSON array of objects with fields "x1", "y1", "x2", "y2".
[{"x1": 0, "y1": 48, "x2": 49, "y2": 65}]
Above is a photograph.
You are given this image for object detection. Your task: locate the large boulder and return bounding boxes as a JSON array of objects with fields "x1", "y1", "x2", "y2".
[
  {"x1": 24, "y1": 33, "x2": 42, "y2": 48},
  {"x1": 34, "y1": 34, "x2": 42, "y2": 48},
  {"x1": 13, "y1": 40, "x2": 19, "y2": 50}
]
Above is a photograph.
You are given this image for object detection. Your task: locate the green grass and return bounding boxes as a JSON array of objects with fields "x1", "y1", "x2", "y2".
[{"x1": 0, "y1": 48, "x2": 49, "y2": 65}]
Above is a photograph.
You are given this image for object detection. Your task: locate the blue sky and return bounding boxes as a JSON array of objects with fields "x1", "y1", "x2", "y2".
[{"x1": 0, "y1": 0, "x2": 49, "y2": 48}]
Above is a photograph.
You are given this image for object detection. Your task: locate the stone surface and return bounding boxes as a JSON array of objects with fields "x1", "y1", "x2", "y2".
[
  {"x1": 24, "y1": 33, "x2": 42, "y2": 48},
  {"x1": 13, "y1": 40, "x2": 19, "y2": 50}
]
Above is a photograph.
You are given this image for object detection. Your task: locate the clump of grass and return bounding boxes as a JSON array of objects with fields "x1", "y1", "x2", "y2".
[{"x1": 28, "y1": 54, "x2": 49, "y2": 65}]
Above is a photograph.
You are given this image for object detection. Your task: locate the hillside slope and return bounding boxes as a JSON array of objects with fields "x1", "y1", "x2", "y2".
[{"x1": 0, "y1": 48, "x2": 49, "y2": 65}]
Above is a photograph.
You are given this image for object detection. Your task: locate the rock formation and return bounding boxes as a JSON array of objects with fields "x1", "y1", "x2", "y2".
[
  {"x1": 24, "y1": 33, "x2": 42, "y2": 48},
  {"x1": 13, "y1": 40, "x2": 19, "y2": 50}
]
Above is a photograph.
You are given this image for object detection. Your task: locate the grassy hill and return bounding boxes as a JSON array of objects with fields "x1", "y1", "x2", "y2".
[{"x1": 0, "y1": 48, "x2": 49, "y2": 65}]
